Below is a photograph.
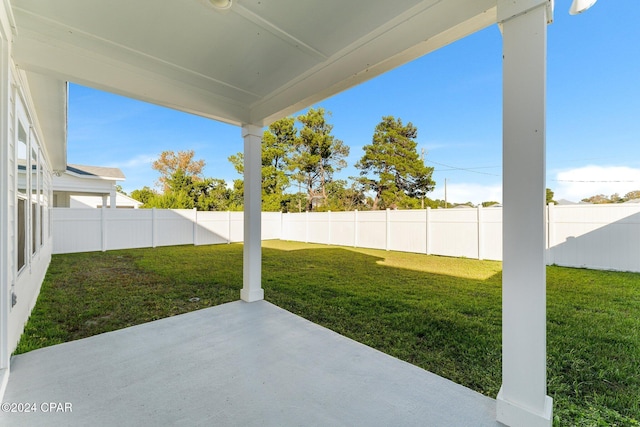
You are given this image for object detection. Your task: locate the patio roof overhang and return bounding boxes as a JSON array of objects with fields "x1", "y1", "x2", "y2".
[{"x1": 10, "y1": 0, "x2": 497, "y2": 127}]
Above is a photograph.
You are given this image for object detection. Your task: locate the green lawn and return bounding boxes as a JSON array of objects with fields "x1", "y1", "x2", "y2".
[{"x1": 17, "y1": 241, "x2": 640, "y2": 426}]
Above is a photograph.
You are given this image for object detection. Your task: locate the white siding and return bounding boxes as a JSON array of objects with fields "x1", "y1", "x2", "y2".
[{"x1": 6, "y1": 66, "x2": 54, "y2": 359}]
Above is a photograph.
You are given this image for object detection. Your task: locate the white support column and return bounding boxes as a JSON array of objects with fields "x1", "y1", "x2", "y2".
[
  {"x1": 240, "y1": 124, "x2": 264, "y2": 302},
  {"x1": 109, "y1": 188, "x2": 116, "y2": 208},
  {"x1": 497, "y1": 1, "x2": 553, "y2": 426}
]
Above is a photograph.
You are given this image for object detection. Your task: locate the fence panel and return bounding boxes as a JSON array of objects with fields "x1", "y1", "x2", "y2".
[
  {"x1": 356, "y1": 210, "x2": 387, "y2": 250},
  {"x1": 388, "y1": 209, "x2": 426, "y2": 253},
  {"x1": 229, "y1": 211, "x2": 244, "y2": 243},
  {"x1": 330, "y1": 211, "x2": 356, "y2": 247},
  {"x1": 103, "y1": 209, "x2": 154, "y2": 250},
  {"x1": 481, "y1": 207, "x2": 502, "y2": 261},
  {"x1": 52, "y1": 208, "x2": 102, "y2": 254},
  {"x1": 549, "y1": 204, "x2": 640, "y2": 271},
  {"x1": 262, "y1": 212, "x2": 282, "y2": 240},
  {"x1": 307, "y1": 212, "x2": 331, "y2": 244},
  {"x1": 428, "y1": 208, "x2": 478, "y2": 258},
  {"x1": 196, "y1": 211, "x2": 232, "y2": 245},
  {"x1": 154, "y1": 209, "x2": 195, "y2": 247},
  {"x1": 282, "y1": 213, "x2": 306, "y2": 242}
]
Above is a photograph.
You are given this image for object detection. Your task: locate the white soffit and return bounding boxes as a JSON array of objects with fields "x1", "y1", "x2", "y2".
[
  {"x1": 11, "y1": 0, "x2": 496, "y2": 127},
  {"x1": 21, "y1": 71, "x2": 67, "y2": 171}
]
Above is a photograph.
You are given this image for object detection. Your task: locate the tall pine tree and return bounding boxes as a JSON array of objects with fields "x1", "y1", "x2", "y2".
[
  {"x1": 356, "y1": 116, "x2": 435, "y2": 209},
  {"x1": 292, "y1": 108, "x2": 349, "y2": 210}
]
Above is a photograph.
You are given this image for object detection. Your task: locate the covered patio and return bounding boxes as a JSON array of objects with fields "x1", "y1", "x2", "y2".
[
  {"x1": 1, "y1": 0, "x2": 566, "y2": 425},
  {"x1": 1, "y1": 300, "x2": 498, "y2": 426}
]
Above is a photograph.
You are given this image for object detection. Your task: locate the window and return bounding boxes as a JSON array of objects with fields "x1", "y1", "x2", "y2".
[
  {"x1": 39, "y1": 156, "x2": 45, "y2": 246},
  {"x1": 17, "y1": 123, "x2": 28, "y2": 271},
  {"x1": 31, "y1": 146, "x2": 38, "y2": 254}
]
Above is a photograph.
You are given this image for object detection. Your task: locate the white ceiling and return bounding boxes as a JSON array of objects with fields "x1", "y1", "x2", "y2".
[{"x1": 11, "y1": 0, "x2": 497, "y2": 128}]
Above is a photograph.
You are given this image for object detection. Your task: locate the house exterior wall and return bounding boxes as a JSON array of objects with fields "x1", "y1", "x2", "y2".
[
  {"x1": 1, "y1": 7, "x2": 55, "y2": 397},
  {"x1": 52, "y1": 171, "x2": 116, "y2": 194},
  {"x1": 1, "y1": 5, "x2": 12, "y2": 395},
  {"x1": 67, "y1": 193, "x2": 141, "y2": 209}
]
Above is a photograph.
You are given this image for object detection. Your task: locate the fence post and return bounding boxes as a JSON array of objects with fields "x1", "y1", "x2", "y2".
[
  {"x1": 305, "y1": 210, "x2": 309, "y2": 243},
  {"x1": 386, "y1": 208, "x2": 391, "y2": 251},
  {"x1": 101, "y1": 206, "x2": 107, "y2": 252},
  {"x1": 327, "y1": 210, "x2": 331, "y2": 245},
  {"x1": 426, "y1": 207, "x2": 431, "y2": 255},
  {"x1": 477, "y1": 205, "x2": 484, "y2": 260},
  {"x1": 151, "y1": 208, "x2": 156, "y2": 248},
  {"x1": 354, "y1": 210, "x2": 358, "y2": 248},
  {"x1": 193, "y1": 208, "x2": 197, "y2": 246},
  {"x1": 282, "y1": 212, "x2": 287, "y2": 241},
  {"x1": 227, "y1": 211, "x2": 232, "y2": 244},
  {"x1": 547, "y1": 203, "x2": 554, "y2": 265}
]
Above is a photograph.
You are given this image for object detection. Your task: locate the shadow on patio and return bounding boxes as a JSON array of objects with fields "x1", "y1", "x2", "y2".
[{"x1": 1, "y1": 300, "x2": 499, "y2": 426}]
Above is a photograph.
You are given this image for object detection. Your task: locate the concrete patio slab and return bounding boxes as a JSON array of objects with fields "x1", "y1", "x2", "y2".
[{"x1": 0, "y1": 300, "x2": 500, "y2": 426}]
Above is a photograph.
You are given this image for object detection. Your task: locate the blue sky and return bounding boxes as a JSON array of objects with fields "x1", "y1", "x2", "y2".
[{"x1": 68, "y1": 1, "x2": 640, "y2": 205}]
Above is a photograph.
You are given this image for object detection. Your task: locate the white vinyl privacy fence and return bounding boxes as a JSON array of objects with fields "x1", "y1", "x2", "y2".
[{"x1": 53, "y1": 204, "x2": 640, "y2": 272}]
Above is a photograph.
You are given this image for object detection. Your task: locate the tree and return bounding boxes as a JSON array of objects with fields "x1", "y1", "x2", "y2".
[
  {"x1": 229, "y1": 117, "x2": 296, "y2": 211},
  {"x1": 482, "y1": 201, "x2": 500, "y2": 207},
  {"x1": 115, "y1": 184, "x2": 127, "y2": 195},
  {"x1": 191, "y1": 178, "x2": 235, "y2": 211},
  {"x1": 130, "y1": 186, "x2": 157, "y2": 206},
  {"x1": 317, "y1": 180, "x2": 367, "y2": 212},
  {"x1": 546, "y1": 188, "x2": 555, "y2": 205},
  {"x1": 355, "y1": 116, "x2": 435, "y2": 210},
  {"x1": 610, "y1": 193, "x2": 623, "y2": 204},
  {"x1": 581, "y1": 194, "x2": 612, "y2": 204},
  {"x1": 624, "y1": 190, "x2": 640, "y2": 201},
  {"x1": 152, "y1": 150, "x2": 205, "y2": 192},
  {"x1": 291, "y1": 108, "x2": 349, "y2": 211},
  {"x1": 145, "y1": 190, "x2": 194, "y2": 209}
]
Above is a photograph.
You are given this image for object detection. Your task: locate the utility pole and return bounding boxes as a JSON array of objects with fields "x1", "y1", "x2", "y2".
[{"x1": 444, "y1": 178, "x2": 448, "y2": 208}]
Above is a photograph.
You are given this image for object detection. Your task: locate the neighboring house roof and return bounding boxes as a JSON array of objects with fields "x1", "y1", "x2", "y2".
[
  {"x1": 117, "y1": 193, "x2": 143, "y2": 207},
  {"x1": 53, "y1": 164, "x2": 125, "y2": 194},
  {"x1": 66, "y1": 164, "x2": 125, "y2": 181},
  {"x1": 624, "y1": 198, "x2": 640, "y2": 204}
]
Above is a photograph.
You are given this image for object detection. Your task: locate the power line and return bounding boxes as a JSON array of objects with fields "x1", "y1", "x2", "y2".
[
  {"x1": 426, "y1": 159, "x2": 501, "y2": 176},
  {"x1": 552, "y1": 179, "x2": 638, "y2": 183}
]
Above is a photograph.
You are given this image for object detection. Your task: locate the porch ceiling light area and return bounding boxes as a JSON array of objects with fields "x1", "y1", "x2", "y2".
[{"x1": 209, "y1": 0, "x2": 232, "y2": 10}]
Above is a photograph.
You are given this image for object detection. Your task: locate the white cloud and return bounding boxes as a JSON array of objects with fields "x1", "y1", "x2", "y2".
[
  {"x1": 108, "y1": 154, "x2": 155, "y2": 169},
  {"x1": 430, "y1": 182, "x2": 502, "y2": 206},
  {"x1": 553, "y1": 166, "x2": 640, "y2": 202}
]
